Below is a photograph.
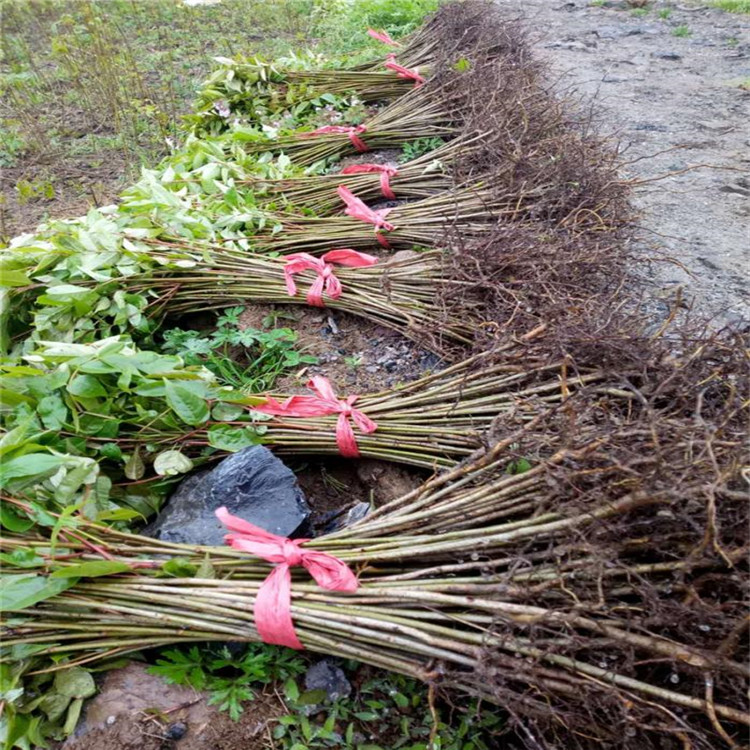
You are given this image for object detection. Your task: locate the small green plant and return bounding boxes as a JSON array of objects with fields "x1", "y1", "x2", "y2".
[
  {"x1": 658, "y1": 8, "x2": 672, "y2": 18},
  {"x1": 148, "y1": 643, "x2": 306, "y2": 721},
  {"x1": 344, "y1": 354, "x2": 363, "y2": 370},
  {"x1": 712, "y1": 0, "x2": 750, "y2": 13},
  {"x1": 400, "y1": 136, "x2": 445, "y2": 163},
  {"x1": 590, "y1": 0, "x2": 606, "y2": 6},
  {"x1": 631, "y1": 7, "x2": 650, "y2": 17},
  {"x1": 727, "y1": 36, "x2": 739, "y2": 46},
  {"x1": 672, "y1": 25, "x2": 691, "y2": 37},
  {"x1": 15, "y1": 177, "x2": 55, "y2": 203},
  {"x1": 275, "y1": 670, "x2": 504, "y2": 749},
  {"x1": 161, "y1": 307, "x2": 317, "y2": 390}
]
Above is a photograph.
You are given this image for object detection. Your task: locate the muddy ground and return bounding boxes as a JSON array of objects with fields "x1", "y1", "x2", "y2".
[{"x1": 513, "y1": 0, "x2": 749, "y2": 326}]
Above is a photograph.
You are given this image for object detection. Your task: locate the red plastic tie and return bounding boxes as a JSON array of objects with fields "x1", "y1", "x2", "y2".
[
  {"x1": 337, "y1": 186, "x2": 394, "y2": 248},
  {"x1": 384, "y1": 59, "x2": 425, "y2": 88},
  {"x1": 216, "y1": 507, "x2": 358, "y2": 650},
  {"x1": 283, "y1": 249, "x2": 378, "y2": 307},
  {"x1": 367, "y1": 28, "x2": 400, "y2": 47},
  {"x1": 340, "y1": 163, "x2": 398, "y2": 200},
  {"x1": 254, "y1": 376, "x2": 378, "y2": 458},
  {"x1": 298, "y1": 124, "x2": 369, "y2": 153}
]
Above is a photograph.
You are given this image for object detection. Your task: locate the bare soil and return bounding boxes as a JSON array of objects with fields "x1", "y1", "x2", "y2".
[{"x1": 510, "y1": 0, "x2": 750, "y2": 326}]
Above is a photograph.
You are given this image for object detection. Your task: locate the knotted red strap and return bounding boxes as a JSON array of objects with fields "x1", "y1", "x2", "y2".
[
  {"x1": 384, "y1": 59, "x2": 425, "y2": 88},
  {"x1": 367, "y1": 28, "x2": 400, "y2": 47},
  {"x1": 283, "y1": 249, "x2": 378, "y2": 307},
  {"x1": 255, "y1": 376, "x2": 378, "y2": 457},
  {"x1": 298, "y1": 124, "x2": 369, "y2": 153},
  {"x1": 337, "y1": 186, "x2": 395, "y2": 248},
  {"x1": 215, "y1": 507, "x2": 358, "y2": 650},
  {"x1": 340, "y1": 164, "x2": 398, "y2": 200}
]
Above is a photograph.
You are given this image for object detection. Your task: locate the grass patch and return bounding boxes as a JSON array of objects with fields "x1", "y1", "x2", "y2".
[
  {"x1": 712, "y1": 0, "x2": 750, "y2": 12},
  {"x1": 672, "y1": 24, "x2": 692, "y2": 36}
]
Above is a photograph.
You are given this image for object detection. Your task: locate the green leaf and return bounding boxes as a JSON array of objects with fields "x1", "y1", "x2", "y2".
[
  {"x1": 164, "y1": 380, "x2": 209, "y2": 426},
  {"x1": 284, "y1": 677, "x2": 300, "y2": 702},
  {"x1": 51, "y1": 561, "x2": 131, "y2": 579},
  {"x1": 153, "y1": 449, "x2": 194, "y2": 477},
  {"x1": 0, "y1": 547, "x2": 44, "y2": 569},
  {"x1": 210, "y1": 402, "x2": 244, "y2": 421},
  {"x1": 453, "y1": 57, "x2": 471, "y2": 72},
  {"x1": 0, "y1": 269, "x2": 31, "y2": 287},
  {"x1": 37, "y1": 393, "x2": 68, "y2": 430},
  {"x1": 506, "y1": 457, "x2": 532, "y2": 475},
  {"x1": 160, "y1": 558, "x2": 197, "y2": 577},
  {"x1": 0, "y1": 453, "x2": 64, "y2": 486},
  {"x1": 0, "y1": 505, "x2": 34, "y2": 532},
  {"x1": 207, "y1": 424, "x2": 262, "y2": 452},
  {"x1": 124, "y1": 448, "x2": 145, "y2": 480},
  {"x1": 67, "y1": 374, "x2": 108, "y2": 399},
  {"x1": 297, "y1": 689, "x2": 328, "y2": 705},
  {"x1": 54, "y1": 667, "x2": 97, "y2": 699},
  {"x1": 196, "y1": 554, "x2": 215, "y2": 579},
  {"x1": 0, "y1": 574, "x2": 75, "y2": 611}
]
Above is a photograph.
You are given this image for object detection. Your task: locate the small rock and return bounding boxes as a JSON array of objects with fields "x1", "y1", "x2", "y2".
[
  {"x1": 144, "y1": 446, "x2": 310, "y2": 545},
  {"x1": 651, "y1": 51, "x2": 682, "y2": 60},
  {"x1": 365, "y1": 364, "x2": 379, "y2": 373},
  {"x1": 305, "y1": 660, "x2": 351, "y2": 702},
  {"x1": 165, "y1": 722, "x2": 187, "y2": 740},
  {"x1": 546, "y1": 40, "x2": 594, "y2": 52},
  {"x1": 320, "y1": 501, "x2": 371, "y2": 534},
  {"x1": 632, "y1": 122, "x2": 668, "y2": 132},
  {"x1": 602, "y1": 75, "x2": 627, "y2": 82}
]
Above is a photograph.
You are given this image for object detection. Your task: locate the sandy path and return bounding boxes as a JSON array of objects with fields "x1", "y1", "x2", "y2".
[{"x1": 503, "y1": 0, "x2": 749, "y2": 325}]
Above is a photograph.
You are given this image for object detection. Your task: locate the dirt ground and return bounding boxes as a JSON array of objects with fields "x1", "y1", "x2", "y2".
[{"x1": 508, "y1": 0, "x2": 749, "y2": 326}]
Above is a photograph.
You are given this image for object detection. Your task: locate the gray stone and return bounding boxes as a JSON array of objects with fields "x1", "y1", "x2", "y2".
[
  {"x1": 320, "y1": 501, "x2": 371, "y2": 534},
  {"x1": 304, "y1": 660, "x2": 351, "y2": 702},
  {"x1": 144, "y1": 446, "x2": 310, "y2": 545},
  {"x1": 651, "y1": 51, "x2": 682, "y2": 61}
]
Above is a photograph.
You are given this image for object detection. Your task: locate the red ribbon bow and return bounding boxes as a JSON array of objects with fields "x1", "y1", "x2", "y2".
[
  {"x1": 337, "y1": 186, "x2": 395, "y2": 248},
  {"x1": 283, "y1": 249, "x2": 378, "y2": 307},
  {"x1": 215, "y1": 507, "x2": 358, "y2": 650},
  {"x1": 367, "y1": 28, "x2": 400, "y2": 47},
  {"x1": 384, "y1": 59, "x2": 425, "y2": 87},
  {"x1": 340, "y1": 163, "x2": 398, "y2": 199},
  {"x1": 298, "y1": 124, "x2": 369, "y2": 153},
  {"x1": 255, "y1": 376, "x2": 378, "y2": 458}
]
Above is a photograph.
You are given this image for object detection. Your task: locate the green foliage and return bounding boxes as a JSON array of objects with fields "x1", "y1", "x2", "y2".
[
  {"x1": 672, "y1": 25, "x2": 692, "y2": 37},
  {"x1": 148, "y1": 643, "x2": 306, "y2": 721},
  {"x1": 275, "y1": 670, "x2": 504, "y2": 749},
  {"x1": 658, "y1": 8, "x2": 672, "y2": 19},
  {"x1": 161, "y1": 306, "x2": 316, "y2": 390},
  {"x1": 400, "y1": 137, "x2": 445, "y2": 163},
  {"x1": 312, "y1": 0, "x2": 441, "y2": 54},
  {"x1": 712, "y1": 0, "x2": 750, "y2": 12}
]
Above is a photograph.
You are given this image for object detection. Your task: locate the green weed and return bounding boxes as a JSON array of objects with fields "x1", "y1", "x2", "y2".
[
  {"x1": 658, "y1": 8, "x2": 672, "y2": 18},
  {"x1": 400, "y1": 137, "x2": 446, "y2": 162},
  {"x1": 712, "y1": 0, "x2": 750, "y2": 12},
  {"x1": 631, "y1": 8, "x2": 650, "y2": 17},
  {"x1": 672, "y1": 25, "x2": 692, "y2": 37},
  {"x1": 161, "y1": 306, "x2": 317, "y2": 390},
  {"x1": 148, "y1": 643, "x2": 306, "y2": 721}
]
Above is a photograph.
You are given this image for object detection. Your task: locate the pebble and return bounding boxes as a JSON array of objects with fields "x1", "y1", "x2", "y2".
[
  {"x1": 365, "y1": 365, "x2": 379, "y2": 374},
  {"x1": 651, "y1": 51, "x2": 682, "y2": 61},
  {"x1": 165, "y1": 722, "x2": 188, "y2": 740}
]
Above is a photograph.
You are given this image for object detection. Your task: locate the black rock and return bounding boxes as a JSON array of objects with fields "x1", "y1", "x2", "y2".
[
  {"x1": 164, "y1": 722, "x2": 187, "y2": 741},
  {"x1": 304, "y1": 660, "x2": 352, "y2": 702},
  {"x1": 144, "y1": 446, "x2": 310, "y2": 545},
  {"x1": 651, "y1": 51, "x2": 682, "y2": 60}
]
